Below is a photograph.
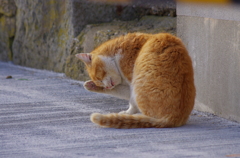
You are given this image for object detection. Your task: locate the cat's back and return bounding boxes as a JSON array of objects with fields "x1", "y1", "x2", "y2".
[
  {"x1": 133, "y1": 33, "x2": 195, "y2": 120},
  {"x1": 135, "y1": 33, "x2": 193, "y2": 77}
]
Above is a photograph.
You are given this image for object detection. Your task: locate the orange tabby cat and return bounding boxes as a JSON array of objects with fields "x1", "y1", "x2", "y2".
[{"x1": 76, "y1": 33, "x2": 196, "y2": 128}]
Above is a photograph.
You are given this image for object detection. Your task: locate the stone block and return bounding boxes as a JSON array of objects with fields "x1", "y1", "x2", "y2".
[
  {"x1": 177, "y1": 3, "x2": 240, "y2": 122},
  {"x1": 10, "y1": 0, "x2": 176, "y2": 73},
  {"x1": 0, "y1": 0, "x2": 16, "y2": 61},
  {"x1": 65, "y1": 16, "x2": 176, "y2": 80},
  {"x1": 12, "y1": 0, "x2": 73, "y2": 72},
  {"x1": 71, "y1": 0, "x2": 176, "y2": 36}
]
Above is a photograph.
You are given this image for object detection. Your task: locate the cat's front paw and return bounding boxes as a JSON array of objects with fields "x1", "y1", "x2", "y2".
[{"x1": 84, "y1": 80, "x2": 103, "y2": 92}]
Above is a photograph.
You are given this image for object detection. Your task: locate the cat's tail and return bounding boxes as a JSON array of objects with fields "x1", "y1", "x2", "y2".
[{"x1": 90, "y1": 113, "x2": 180, "y2": 128}]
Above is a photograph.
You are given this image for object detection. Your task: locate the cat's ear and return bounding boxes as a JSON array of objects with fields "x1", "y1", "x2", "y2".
[{"x1": 75, "y1": 53, "x2": 92, "y2": 65}]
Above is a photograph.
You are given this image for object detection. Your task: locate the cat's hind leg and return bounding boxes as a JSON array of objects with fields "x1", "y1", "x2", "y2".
[
  {"x1": 119, "y1": 92, "x2": 140, "y2": 114},
  {"x1": 119, "y1": 103, "x2": 139, "y2": 114}
]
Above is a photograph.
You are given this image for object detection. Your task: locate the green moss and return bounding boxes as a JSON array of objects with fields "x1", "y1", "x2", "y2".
[
  {"x1": 34, "y1": 24, "x2": 39, "y2": 30},
  {"x1": 58, "y1": 28, "x2": 67, "y2": 46},
  {"x1": 0, "y1": 15, "x2": 5, "y2": 27},
  {"x1": 72, "y1": 32, "x2": 85, "y2": 54},
  {"x1": 0, "y1": 15, "x2": 15, "y2": 61},
  {"x1": 76, "y1": 32, "x2": 85, "y2": 44},
  {"x1": 8, "y1": 36, "x2": 14, "y2": 60}
]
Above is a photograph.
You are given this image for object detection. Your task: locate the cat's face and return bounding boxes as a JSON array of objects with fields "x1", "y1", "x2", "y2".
[{"x1": 76, "y1": 53, "x2": 122, "y2": 89}]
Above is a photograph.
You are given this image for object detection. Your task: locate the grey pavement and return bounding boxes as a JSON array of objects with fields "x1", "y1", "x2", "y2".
[{"x1": 0, "y1": 61, "x2": 240, "y2": 158}]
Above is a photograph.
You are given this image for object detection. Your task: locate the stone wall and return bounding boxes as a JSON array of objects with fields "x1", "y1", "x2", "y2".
[
  {"x1": 177, "y1": 3, "x2": 240, "y2": 122},
  {"x1": 0, "y1": 0, "x2": 16, "y2": 61},
  {"x1": 12, "y1": 0, "x2": 73, "y2": 72},
  {"x1": 65, "y1": 16, "x2": 176, "y2": 80},
  {"x1": 0, "y1": 0, "x2": 176, "y2": 74}
]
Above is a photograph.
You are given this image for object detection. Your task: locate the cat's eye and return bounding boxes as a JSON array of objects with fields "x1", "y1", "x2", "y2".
[{"x1": 88, "y1": 55, "x2": 92, "y2": 61}]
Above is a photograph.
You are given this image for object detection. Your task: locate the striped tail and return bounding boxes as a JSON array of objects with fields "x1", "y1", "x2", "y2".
[{"x1": 90, "y1": 113, "x2": 180, "y2": 129}]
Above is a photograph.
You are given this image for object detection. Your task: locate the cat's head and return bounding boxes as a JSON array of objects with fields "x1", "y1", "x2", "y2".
[{"x1": 76, "y1": 53, "x2": 122, "y2": 89}]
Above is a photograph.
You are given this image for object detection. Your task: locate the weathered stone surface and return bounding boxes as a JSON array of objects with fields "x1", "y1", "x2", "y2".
[
  {"x1": 65, "y1": 16, "x2": 176, "y2": 80},
  {"x1": 89, "y1": 0, "x2": 176, "y2": 17},
  {"x1": 11, "y1": 0, "x2": 140, "y2": 71},
  {"x1": 71, "y1": 0, "x2": 176, "y2": 36},
  {"x1": 132, "y1": 0, "x2": 176, "y2": 17},
  {"x1": 0, "y1": 0, "x2": 16, "y2": 61},
  {"x1": 10, "y1": 0, "x2": 176, "y2": 73},
  {"x1": 64, "y1": 32, "x2": 90, "y2": 81},
  {"x1": 0, "y1": 0, "x2": 16, "y2": 16},
  {"x1": 12, "y1": 0, "x2": 73, "y2": 72},
  {"x1": 71, "y1": 0, "x2": 142, "y2": 36}
]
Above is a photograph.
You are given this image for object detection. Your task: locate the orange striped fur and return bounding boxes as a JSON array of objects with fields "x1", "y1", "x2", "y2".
[{"x1": 76, "y1": 33, "x2": 196, "y2": 128}]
